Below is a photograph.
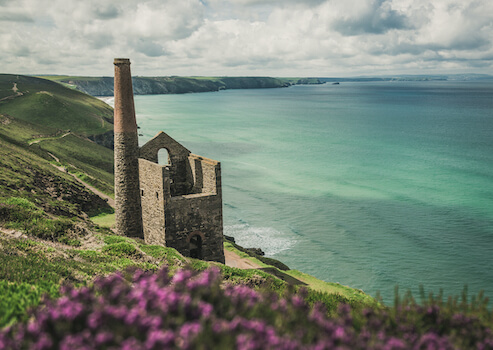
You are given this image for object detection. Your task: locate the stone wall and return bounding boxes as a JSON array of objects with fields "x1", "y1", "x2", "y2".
[
  {"x1": 189, "y1": 154, "x2": 220, "y2": 195},
  {"x1": 165, "y1": 194, "x2": 225, "y2": 263},
  {"x1": 139, "y1": 158, "x2": 168, "y2": 246}
]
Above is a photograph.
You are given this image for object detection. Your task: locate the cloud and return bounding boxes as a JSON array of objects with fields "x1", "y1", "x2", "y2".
[
  {"x1": 330, "y1": 0, "x2": 412, "y2": 35},
  {"x1": 0, "y1": 11, "x2": 33, "y2": 22},
  {"x1": 132, "y1": 39, "x2": 166, "y2": 57},
  {"x1": 0, "y1": 0, "x2": 492, "y2": 76},
  {"x1": 93, "y1": 4, "x2": 121, "y2": 19}
]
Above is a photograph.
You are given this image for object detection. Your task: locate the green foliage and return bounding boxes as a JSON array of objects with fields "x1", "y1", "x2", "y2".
[
  {"x1": 0, "y1": 240, "x2": 76, "y2": 286},
  {"x1": 103, "y1": 235, "x2": 129, "y2": 245},
  {"x1": 0, "y1": 281, "x2": 60, "y2": 328},
  {"x1": 139, "y1": 244, "x2": 186, "y2": 266},
  {"x1": 304, "y1": 288, "x2": 362, "y2": 316},
  {"x1": 389, "y1": 285, "x2": 493, "y2": 330},
  {"x1": 102, "y1": 242, "x2": 139, "y2": 257},
  {"x1": 0, "y1": 197, "x2": 80, "y2": 244}
]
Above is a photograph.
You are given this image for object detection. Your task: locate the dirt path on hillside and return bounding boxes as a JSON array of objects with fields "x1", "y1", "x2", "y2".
[
  {"x1": 46, "y1": 153, "x2": 115, "y2": 208},
  {"x1": 224, "y1": 249, "x2": 262, "y2": 269},
  {"x1": 71, "y1": 174, "x2": 115, "y2": 208},
  {"x1": 28, "y1": 132, "x2": 72, "y2": 145},
  {"x1": 0, "y1": 83, "x2": 23, "y2": 102}
]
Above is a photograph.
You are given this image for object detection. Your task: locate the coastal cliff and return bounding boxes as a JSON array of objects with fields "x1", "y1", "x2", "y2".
[{"x1": 55, "y1": 76, "x2": 291, "y2": 96}]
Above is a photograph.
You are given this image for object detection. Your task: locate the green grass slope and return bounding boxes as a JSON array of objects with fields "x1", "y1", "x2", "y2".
[
  {"x1": 0, "y1": 74, "x2": 113, "y2": 136},
  {"x1": 0, "y1": 75, "x2": 115, "y2": 196}
]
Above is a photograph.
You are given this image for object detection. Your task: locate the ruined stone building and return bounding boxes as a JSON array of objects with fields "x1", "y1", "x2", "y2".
[{"x1": 113, "y1": 58, "x2": 225, "y2": 263}]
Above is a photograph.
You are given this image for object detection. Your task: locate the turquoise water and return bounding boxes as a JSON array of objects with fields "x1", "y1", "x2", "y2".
[{"x1": 131, "y1": 81, "x2": 493, "y2": 302}]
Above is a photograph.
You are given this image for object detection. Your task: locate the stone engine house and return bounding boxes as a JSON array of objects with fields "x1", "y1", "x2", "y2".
[{"x1": 113, "y1": 58, "x2": 225, "y2": 263}]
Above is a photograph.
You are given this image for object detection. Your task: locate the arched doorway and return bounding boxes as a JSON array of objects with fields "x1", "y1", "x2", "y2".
[
  {"x1": 189, "y1": 234, "x2": 203, "y2": 259},
  {"x1": 157, "y1": 148, "x2": 170, "y2": 165}
]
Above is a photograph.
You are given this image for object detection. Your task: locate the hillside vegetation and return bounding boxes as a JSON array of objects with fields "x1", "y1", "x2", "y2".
[
  {"x1": 0, "y1": 75, "x2": 113, "y2": 136},
  {"x1": 0, "y1": 74, "x2": 115, "y2": 196},
  {"x1": 2, "y1": 73, "x2": 493, "y2": 349}
]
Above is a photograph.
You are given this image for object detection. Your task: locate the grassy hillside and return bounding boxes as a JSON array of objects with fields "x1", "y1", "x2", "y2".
[
  {"x1": 0, "y1": 74, "x2": 113, "y2": 136},
  {"x1": 0, "y1": 75, "x2": 115, "y2": 196}
]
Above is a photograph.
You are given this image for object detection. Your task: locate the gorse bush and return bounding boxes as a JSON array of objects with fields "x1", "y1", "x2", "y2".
[{"x1": 1, "y1": 267, "x2": 493, "y2": 350}]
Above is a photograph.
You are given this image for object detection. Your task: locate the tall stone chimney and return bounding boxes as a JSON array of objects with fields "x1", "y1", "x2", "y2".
[{"x1": 113, "y1": 58, "x2": 143, "y2": 238}]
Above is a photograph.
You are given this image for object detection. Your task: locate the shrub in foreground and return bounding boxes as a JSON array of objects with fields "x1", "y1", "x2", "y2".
[{"x1": 1, "y1": 267, "x2": 493, "y2": 349}]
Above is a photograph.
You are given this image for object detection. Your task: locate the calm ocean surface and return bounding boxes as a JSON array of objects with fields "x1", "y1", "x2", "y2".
[{"x1": 129, "y1": 81, "x2": 493, "y2": 302}]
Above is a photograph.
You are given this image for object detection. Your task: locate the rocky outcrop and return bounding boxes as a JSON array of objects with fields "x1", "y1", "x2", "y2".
[{"x1": 88, "y1": 130, "x2": 114, "y2": 149}]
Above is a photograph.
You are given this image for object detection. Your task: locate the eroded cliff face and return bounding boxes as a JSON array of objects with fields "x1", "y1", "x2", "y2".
[{"x1": 64, "y1": 77, "x2": 290, "y2": 96}]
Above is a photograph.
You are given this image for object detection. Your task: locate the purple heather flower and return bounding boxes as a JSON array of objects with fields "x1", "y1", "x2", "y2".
[
  {"x1": 94, "y1": 331, "x2": 114, "y2": 345},
  {"x1": 416, "y1": 332, "x2": 453, "y2": 350},
  {"x1": 186, "y1": 267, "x2": 220, "y2": 290},
  {"x1": 334, "y1": 326, "x2": 346, "y2": 339},
  {"x1": 236, "y1": 334, "x2": 259, "y2": 350},
  {"x1": 121, "y1": 337, "x2": 143, "y2": 350},
  {"x1": 145, "y1": 330, "x2": 175, "y2": 349},
  {"x1": 26, "y1": 320, "x2": 41, "y2": 336},
  {"x1": 198, "y1": 301, "x2": 213, "y2": 318},
  {"x1": 124, "y1": 307, "x2": 142, "y2": 325},
  {"x1": 32, "y1": 334, "x2": 53, "y2": 350},
  {"x1": 179, "y1": 321, "x2": 202, "y2": 338},
  {"x1": 59, "y1": 334, "x2": 89, "y2": 350},
  {"x1": 291, "y1": 295, "x2": 306, "y2": 309},
  {"x1": 172, "y1": 269, "x2": 193, "y2": 285},
  {"x1": 383, "y1": 337, "x2": 407, "y2": 350},
  {"x1": 87, "y1": 310, "x2": 103, "y2": 329}
]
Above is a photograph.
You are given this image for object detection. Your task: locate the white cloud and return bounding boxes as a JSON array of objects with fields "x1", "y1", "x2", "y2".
[{"x1": 0, "y1": 0, "x2": 492, "y2": 76}]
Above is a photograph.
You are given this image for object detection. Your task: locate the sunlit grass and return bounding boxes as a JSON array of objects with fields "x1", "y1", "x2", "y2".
[{"x1": 91, "y1": 212, "x2": 115, "y2": 228}]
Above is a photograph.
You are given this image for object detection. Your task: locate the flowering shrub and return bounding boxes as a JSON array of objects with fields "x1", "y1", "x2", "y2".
[{"x1": 1, "y1": 266, "x2": 493, "y2": 349}]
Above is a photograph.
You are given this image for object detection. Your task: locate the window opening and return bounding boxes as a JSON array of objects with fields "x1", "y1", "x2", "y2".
[
  {"x1": 189, "y1": 234, "x2": 203, "y2": 259},
  {"x1": 158, "y1": 148, "x2": 170, "y2": 165}
]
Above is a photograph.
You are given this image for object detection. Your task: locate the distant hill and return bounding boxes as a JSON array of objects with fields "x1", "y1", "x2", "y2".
[
  {"x1": 0, "y1": 74, "x2": 113, "y2": 136},
  {"x1": 318, "y1": 73, "x2": 493, "y2": 83},
  {"x1": 40, "y1": 76, "x2": 291, "y2": 96},
  {"x1": 0, "y1": 74, "x2": 115, "y2": 198}
]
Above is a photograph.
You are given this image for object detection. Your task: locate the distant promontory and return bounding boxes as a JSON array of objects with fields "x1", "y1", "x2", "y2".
[{"x1": 40, "y1": 76, "x2": 295, "y2": 97}]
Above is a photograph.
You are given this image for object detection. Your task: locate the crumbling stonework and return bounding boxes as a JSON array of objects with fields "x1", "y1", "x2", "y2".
[
  {"x1": 139, "y1": 132, "x2": 225, "y2": 263},
  {"x1": 114, "y1": 58, "x2": 225, "y2": 263}
]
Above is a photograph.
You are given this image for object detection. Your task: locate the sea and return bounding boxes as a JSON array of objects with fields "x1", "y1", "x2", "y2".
[{"x1": 113, "y1": 80, "x2": 493, "y2": 303}]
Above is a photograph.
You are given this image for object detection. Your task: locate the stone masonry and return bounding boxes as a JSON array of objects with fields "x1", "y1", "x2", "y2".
[
  {"x1": 113, "y1": 58, "x2": 143, "y2": 238},
  {"x1": 114, "y1": 58, "x2": 225, "y2": 263}
]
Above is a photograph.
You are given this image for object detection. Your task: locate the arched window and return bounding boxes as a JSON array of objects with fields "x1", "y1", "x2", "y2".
[{"x1": 157, "y1": 148, "x2": 170, "y2": 165}]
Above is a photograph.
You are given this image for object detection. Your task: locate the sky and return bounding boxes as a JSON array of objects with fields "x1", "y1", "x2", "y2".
[{"x1": 1, "y1": 0, "x2": 493, "y2": 77}]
